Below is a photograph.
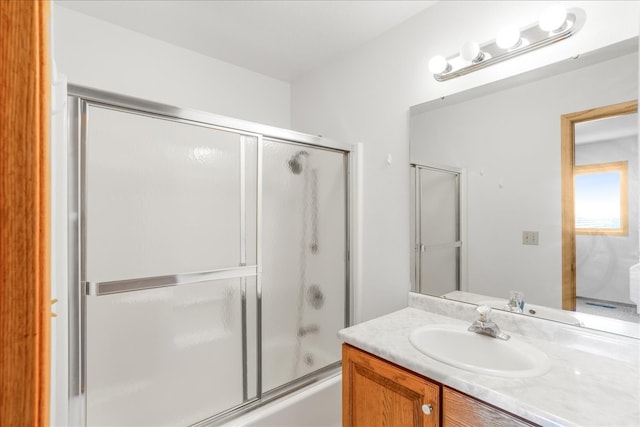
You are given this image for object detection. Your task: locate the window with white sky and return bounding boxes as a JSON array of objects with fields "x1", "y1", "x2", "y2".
[{"x1": 575, "y1": 161, "x2": 628, "y2": 235}]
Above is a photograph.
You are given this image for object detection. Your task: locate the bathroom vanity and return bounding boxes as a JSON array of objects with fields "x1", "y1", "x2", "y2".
[
  {"x1": 339, "y1": 293, "x2": 640, "y2": 426},
  {"x1": 343, "y1": 344, "x2": 536, "y2": 426}
]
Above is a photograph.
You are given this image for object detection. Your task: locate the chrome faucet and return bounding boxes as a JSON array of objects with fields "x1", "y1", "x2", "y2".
[
  {"x1": 505, "y1": 290, "x2": 524, "y2": 313},
  {"x1": 468, "y1": 305, "x2": 510, "y2": 340}
]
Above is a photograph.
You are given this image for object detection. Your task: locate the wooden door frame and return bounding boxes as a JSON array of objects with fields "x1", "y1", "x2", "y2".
[
  {"x1": 0, "y1": 1, "x2": 51, "y2": 425},
  {"x1": 560, "y1": 100, "x2": 637, "y2": 311}
]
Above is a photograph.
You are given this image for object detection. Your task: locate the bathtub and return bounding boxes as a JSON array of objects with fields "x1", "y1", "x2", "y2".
[
  {"x1": 223, "y1": 373, "x2": 342, "y2": 427},
  {"x1": 262, "y1": 339, "x2": 338, "y2": 392}
]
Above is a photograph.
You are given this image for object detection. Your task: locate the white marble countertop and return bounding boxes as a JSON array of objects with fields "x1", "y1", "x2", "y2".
[
  {"x1": 338, "y1": 293, "x2": 640, "y2": 427},
  {"x1": 442, "y1": 290, "x2": 640, "y2": 339}
]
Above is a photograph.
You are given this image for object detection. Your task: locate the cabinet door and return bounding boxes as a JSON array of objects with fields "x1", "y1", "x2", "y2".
[
  {"x1": 343, "y1": 345, "x2": 440, "y2": 427},
  {"x1": 443, "y1": 387, "x2": 538, "y2": 427}
]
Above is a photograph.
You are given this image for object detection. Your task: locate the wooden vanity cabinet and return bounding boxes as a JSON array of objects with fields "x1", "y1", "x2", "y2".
[
  {"x1": 442, "y1": 387, "x2": 537, "y2": 427},
  {"x1": 342, "y1": 344, "x2": 440, "y2": 427},
  {"x1": 342, "y1": 344, "x2": 538, "y2": 427}
]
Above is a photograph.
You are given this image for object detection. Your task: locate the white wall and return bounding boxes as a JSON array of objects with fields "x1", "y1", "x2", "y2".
[
  {"x1": 52, "y1": 4, "x2": 291, "y2": 128},
  {"x1": 290, "y1": 1, "x2": 640, "y2": 321}
]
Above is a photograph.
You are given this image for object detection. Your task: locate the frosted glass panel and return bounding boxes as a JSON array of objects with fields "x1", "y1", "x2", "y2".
[
  {"x1": 244, "y1": 136, "x2": 258, "y2": 267},
  {"x1": 420, "y1": 169, "x2": 457, "y2": 245},
  {"x1": 418, "y1": 167, "x2": 459, "y2": 295},
  {"x1": 86, "y1": 279, "x2": 247, "y2": 426},
  {"x1": 420, "y1": 248, "x2": 458, "y2": 296},
  {"x1": 85, "y1": 106, "x2": 256, "y2": 282},
  {"x1": 261, "y1": 141, "x2": 347, "y2": 392},
  {"x1": 79, "y1": 98, "x2": 350, "y2": 425}
]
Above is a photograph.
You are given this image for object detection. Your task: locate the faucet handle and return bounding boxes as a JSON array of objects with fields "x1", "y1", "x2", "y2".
[
  {"x1": 509, "y1": 290, "x2": 525, "y2": 311},
  {"x1": 476, "y1": 305, "x2": 492, "y2": 322}
]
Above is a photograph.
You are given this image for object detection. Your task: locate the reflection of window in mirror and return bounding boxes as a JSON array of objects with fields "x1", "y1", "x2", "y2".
[{"x1": 574, "y1": 161, "x2": 628, "y2": 236}]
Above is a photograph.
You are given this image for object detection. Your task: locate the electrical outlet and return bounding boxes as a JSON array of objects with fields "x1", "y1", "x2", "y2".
[{"x1": 522, "y1": 231, "x2": 539, "y2": 245}]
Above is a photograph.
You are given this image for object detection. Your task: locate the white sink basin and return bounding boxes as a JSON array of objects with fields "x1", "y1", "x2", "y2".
[
  {"x1": 478, "y1": 299, "x2": 583, "y2": 326},
  {"x1": 409, "y1": 324, "x2": 551, "y2": 378}
]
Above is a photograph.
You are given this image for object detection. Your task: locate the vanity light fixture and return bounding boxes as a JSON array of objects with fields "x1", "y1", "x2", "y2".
[
  {"x1": 428, "y1": 55, "x2": 451, "y2": 75},
  {"x1": 429, "y1": 4, "x2": 584, "y2": 81},
  {"x1": 459, "y1": 41, "x2": 485, "y2": 63},
  {"x1": 496, "y1": 26, "x2": 522, "y2": 50},
  {"x1": 538, "y1": 3, "x2": 568, "y2": 32}
]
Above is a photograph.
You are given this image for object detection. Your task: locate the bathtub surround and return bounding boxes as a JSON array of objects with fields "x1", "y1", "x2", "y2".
[
  {"x1": 66, "y1": 87, "x2": 355, "y2": 426},
  {"x1": 339, "y1": 293, "x2": 640, "y2": 426},
  {"x1": 221, "y1": 374, "x2": 341, "y2": 427}
]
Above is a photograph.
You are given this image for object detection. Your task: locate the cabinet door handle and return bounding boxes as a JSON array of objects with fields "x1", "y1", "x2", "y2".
[{"x1": 422, "y1": 404, "x2": 433, "y2": 415}]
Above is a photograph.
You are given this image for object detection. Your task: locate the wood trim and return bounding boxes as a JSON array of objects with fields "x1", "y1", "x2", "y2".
[
  {"x1": 560, "y1": 100, "x2": 637, "y2": 311},
  {"x1": 560, "y1": 112, "x2": 576, "y2": 311},
  {"x1": 0, "y1": 1, "x2": 51, "y2": 426}
]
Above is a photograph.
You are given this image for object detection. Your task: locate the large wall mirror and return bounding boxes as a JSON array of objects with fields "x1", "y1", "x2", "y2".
[{"x1": 410, "y1": 37, "x2": 639, "y2": 338}]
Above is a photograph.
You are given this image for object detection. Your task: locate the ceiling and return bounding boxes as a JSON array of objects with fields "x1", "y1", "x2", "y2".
[
  {"x1": 575, "y1": 113, "x2": 638, "y2": 145},
  {"x1": 55, "y1": 0, "x2": 436, "y2": 82}
]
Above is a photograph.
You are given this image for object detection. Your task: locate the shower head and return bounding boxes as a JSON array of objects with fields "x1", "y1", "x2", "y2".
[{"x1": 288, "y1": 150, "x2": 309, "y2": 175}]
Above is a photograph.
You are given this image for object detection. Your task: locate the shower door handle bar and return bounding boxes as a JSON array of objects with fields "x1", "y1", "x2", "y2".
[
  {"x1": 418, "y1": 241, "x2": 462, "y2": 251},
  {"x1": 85, "y1": 265, "x2": 258, "y2": 296}
]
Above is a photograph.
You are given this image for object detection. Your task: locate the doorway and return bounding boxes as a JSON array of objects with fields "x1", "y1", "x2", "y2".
[{"x1": 561, "y1": 100, "x2": 639, "y2": 323}]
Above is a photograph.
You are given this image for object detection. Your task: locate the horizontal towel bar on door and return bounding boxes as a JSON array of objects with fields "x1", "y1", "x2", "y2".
[
  {"x1": 85, "y1": 265, "x2": 258, "y2": 296},
  {"x1": 417, "y1": 241, "x2": 462, "y2": 252}
]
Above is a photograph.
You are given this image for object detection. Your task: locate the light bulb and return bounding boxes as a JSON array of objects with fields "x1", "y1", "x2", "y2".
[
  {"x1": 459, "y1": 41, "x2": 483, "y2": 63},
  {"x1": 428, "y1": 55, "x2": 450, "y2": 74},
  {"x1": 539, "y1": 4, "x2": 567, "y2": 32},
  {"x1": 496, "y1": 26, "x2": 521, "y2": 49}
]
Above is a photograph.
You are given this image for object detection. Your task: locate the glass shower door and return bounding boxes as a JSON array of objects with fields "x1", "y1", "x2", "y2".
[
  {"x1": 261, "y1": 140, "x2": 348, "y2": 392},
  {"x1": 72, "y1": 92, "x2": 352, "y2": 427},
  {"x1": 413, "y1": 165, "x2": 461, "y2": 296},
  {"x1": 82, "y1": 104, "x2": 258, "y2": 426}
]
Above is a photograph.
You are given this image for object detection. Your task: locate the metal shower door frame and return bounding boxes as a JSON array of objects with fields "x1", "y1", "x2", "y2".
[
  {"x1": 66, "y1": 85, "x2": 358, "y2": 426},
  {"x1": 411, "y1": 163, "x2": 467, "y2": 296}
]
